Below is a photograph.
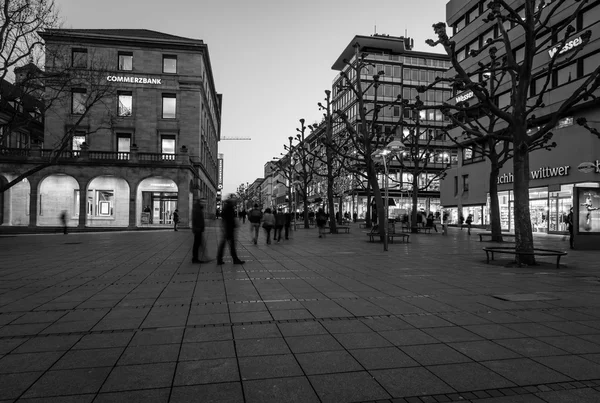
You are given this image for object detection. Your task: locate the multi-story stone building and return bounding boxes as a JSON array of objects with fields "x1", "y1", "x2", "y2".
[
  {"x1": 330, "y1": 34, "x2": 454, "y2": 219},
  {"x1": 440, "y1": 1, "x2": 600, "y2": 235},
  {"x1": 0, "y1": 29, "x2": 221, "y2": 230}
]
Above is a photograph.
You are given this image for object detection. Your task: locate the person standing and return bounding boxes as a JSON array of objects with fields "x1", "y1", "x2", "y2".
[
  {"x1": 173, "y1": 209, "x2": 180, "y2": 231},
  {"x1": 284, "y1": 211, "x2": 292, "y2": 240},
  {"x1": 248, "y1": 203, "x2": 263, "y2": 245},
  {"x1": 426, "y1": 212, "x2": 438, "y2": 232},
  {"x1": 316, "y1": 208, "x2": 327, "y2": 238},
  {"x1": 60, "y1": 210, "x2": 68, "y2": 235},
  {"x1": 466, "y1": 214, "x2": 473, "y2": 235},
  {"x1": 262, "y1": 208, "x2": 276, "y2": 244},
  {"x1": 567, "y1": 207, "x2": 574, "y2": 249},
  {"x1": 191, "y1": 199, "x2": 210, "y2": 263},
  {"x1": 274, "y1": 208, "x2": 285, "y2": 243},
  {"x1": 216, "y1": 196, "x2": 245, "y2": 265}
]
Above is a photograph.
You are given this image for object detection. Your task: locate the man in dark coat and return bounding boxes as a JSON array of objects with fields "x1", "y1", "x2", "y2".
[{"x1": 217, "y1": 196, "x2": 245, "y2": 265}]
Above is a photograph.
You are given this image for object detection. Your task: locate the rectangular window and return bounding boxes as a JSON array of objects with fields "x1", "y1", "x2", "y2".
[
  {"x1": 555, "y1": 62, "x2": 577, "y2": 86},
  {"x1": 72, "y1": 131, "x2": 86, "y2": 153},
  {"x1": 96, "y1": 190, "x2": 114, "y2": 216},
  {"x1": 71, "y1": 48, "x2": 87, "y2": 68},
  {"x1": 482, "y1": 27, "x2": 496, "y2": 45},
  {"x1": 468, "y1": 6, "x2": 479, "y2": 23},
  {"x1": 118, "y1": 52, "x2": 133, "y2": 71},
  {"x1": 117, "y1": 133, "x2": 131, "y2": 160},
  {"x1": 393, "y1": 66, "x2": 401, "y2": 77},
  {"x1": 533, "y1": 74, "x2": 552, "y2": 95},
  {"x1": 163, "y1": 55, "x2": 177, "y2": 73},
  {"x1": 419, "y1": 70, "x2": 427, "y2": 82},
  {"x1": 582, "y1": 4, "x2": 600, "y2": 29},
  {"x1": 117, "y1": 91, "x2": 132, "y2": 117},
  {"x1": 455, "y1": 17, "x2": 466, "y2": 34},
  {"x1": 583, "y1": 52, "x2": 600, "y2": 76},
  {"x1": 162, "y1": 94, "x2": 177, "y2": 119},
  {"x1": 463, "y1": 175, "x2": 469, "y2": 192},
  {"x1": 456, "y1": 48, "x2": 466, "y2": 62},
  {"x1": 161, "y1": 136, "x2": 176, "y2": 160},
  {"x1": 71, "y1": 89, "x2": 86, "y2": 115},
  {"x1": 497, "y1": 92, "x2": 511, "y2": 109},
  {"x1": 403, "y1": 68, "x2": 411, "y2": 80},
  {"x1": 384, "y1": 65, "x2": 392, "y2": 76},
  {"x1": 411, "y1": 69, "x2": 419, "y2": 81}
]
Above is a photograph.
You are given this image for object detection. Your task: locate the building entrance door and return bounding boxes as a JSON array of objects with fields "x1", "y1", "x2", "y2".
[{"x1": 151, "y1": 192, "x2": 178, "y2": 224}]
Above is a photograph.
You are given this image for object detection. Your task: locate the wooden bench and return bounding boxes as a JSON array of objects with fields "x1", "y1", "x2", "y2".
[
  {"x1": 332, "y1": 226, "x2": 350, "y2": 234},
  {"x1": 404, "y1": 226, "x2": 433, "y2": 234},
  {"x1": 478, "y1": 232, "x2": 516, "y2": 242},
  {"x1": 364, "y1": 227, "x2": 410, "y2": 243},
  {"x1": 483, "y1": 247, "x2": 567, "y2": 268}
]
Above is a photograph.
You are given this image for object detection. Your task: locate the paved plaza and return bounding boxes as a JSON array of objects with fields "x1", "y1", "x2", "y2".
[{"x1": 1, "y1": 223, "x2": 600, "y2": 402}]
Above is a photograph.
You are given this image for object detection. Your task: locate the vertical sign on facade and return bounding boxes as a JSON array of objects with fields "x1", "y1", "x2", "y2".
[{"x1": 218, "y1": 153, "x2": 224, "y2": 190}]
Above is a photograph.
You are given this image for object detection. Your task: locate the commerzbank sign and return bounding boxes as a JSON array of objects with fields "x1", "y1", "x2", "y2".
[{"x1": 106, "y1": 76, "x2": 162, "y2": 85}]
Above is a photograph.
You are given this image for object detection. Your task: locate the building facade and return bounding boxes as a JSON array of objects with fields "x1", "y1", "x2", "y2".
[
  {"x1": 330, "y1": 34, "x2": 454, "y2": 220},
  {"x1": 0, "y1": 29, "x2": 221, "y2": 230},
  {"x1": 440, "y1": 0, "x2": 600, "y2": 234}
]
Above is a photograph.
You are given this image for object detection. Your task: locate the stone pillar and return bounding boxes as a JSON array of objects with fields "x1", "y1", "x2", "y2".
[
  {"x1": 178, "y1": 145, "x2": 188, "y2": 164},
  {"x1": 128, "y1": 179, "x2": 137, "y2": 229},
  {"x1": 176, "y1": 171, "x2": 191, "y2": 228},
  {"x1": 27, "y1": 174, "x2": 41, "y2": 228},
  {"x1": 130, "y1": 144, "x2": 139, "y2": 163},
  {"x1": 79, "y1": 142, "x2": 89, "y2": 160},
  {"x1": 77, "y1": 178, "x2": 88, "y2": 228}
]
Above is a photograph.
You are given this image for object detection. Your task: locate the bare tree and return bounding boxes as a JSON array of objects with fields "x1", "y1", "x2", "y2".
[{"x1": 426, "y1": 0, "x2": 600, "y2": 263}]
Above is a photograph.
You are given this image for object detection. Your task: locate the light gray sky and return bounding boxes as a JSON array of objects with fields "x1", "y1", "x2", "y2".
[{"x1": 55, "y1": 0, "x2": 449, "y2": 195}]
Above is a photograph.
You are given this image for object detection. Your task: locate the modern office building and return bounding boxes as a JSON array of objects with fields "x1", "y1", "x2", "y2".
[
  {"x1": 330, "y1": 34, "x2": 454, "y2": 219},
  {"x1": 0, "y1": 29, "x2": 221, "y2": 230},
  {"x1": 440, "y1": 0, "x2": 600, "y2": 234}
]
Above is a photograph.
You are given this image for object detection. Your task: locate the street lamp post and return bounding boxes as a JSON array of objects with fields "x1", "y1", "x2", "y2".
[
  {"x1": 288, "y1": 136, "x2": 293, "y2": 214},
  {"x1": 372, "y1": 138, "x2": 405, "y2": 251}
]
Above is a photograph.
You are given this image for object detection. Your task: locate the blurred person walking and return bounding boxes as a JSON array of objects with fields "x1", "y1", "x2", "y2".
[
  {"x1": 262, "y1": 208, "x2": 276, "y2": 244},
  {"x1": 216, "y1": 195, "x2": 245, "y2": 265},
  {"x1": 191, "y1": 199, "x2": 211, "y2": 263},
  {"x1": 248, "y1": 203, "x2": 263, "y2": 245}
]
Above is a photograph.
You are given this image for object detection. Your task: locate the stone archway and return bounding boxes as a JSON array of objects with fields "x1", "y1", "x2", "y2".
[
  {"x1": 38, "y1": 174, "x2": 79, "y2": 226},
  {"x1": 136, "y1": 177, "x2": 179, "y2": 226},
  {"x1": 87, "y1": 176, "x2": 130, "y2": 227},
  {"x1": 0, "y1": 175, "x2": 6, "y2": 225},
  {"x1": 0, "y1": 174, "x2": 31, "y2": 226}
]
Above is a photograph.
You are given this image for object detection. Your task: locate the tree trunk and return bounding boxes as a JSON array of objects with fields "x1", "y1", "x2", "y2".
[
  {"x1": 488, "y1": 159, "x2": 503, "y2": 242},
  {"x1": 365, "y1": 181, "x2": 372, "y2": 228},
  {"x1": 513, "y1": 141, "x2": 535, "y2": 265},
  {"x1": 367, "y1": 165, "x2": 386, "y2": 241},
  {"x1": 303, "y1": 192, "x2": 310, "y2": 229},
  {"x1": 410, "y1": 171, "x2": 420, "y2": 233},
  {"x1": 327, "y1": 176, "x2": 336, "y2": 234},
  {"x1": 338, "y1": 194, "x2": 344, "y2": 224}
]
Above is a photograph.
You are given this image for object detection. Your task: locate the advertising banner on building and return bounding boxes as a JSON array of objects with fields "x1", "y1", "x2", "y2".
[{"x1": 577, "y1": 187, "x2": 600, "y2": 233}]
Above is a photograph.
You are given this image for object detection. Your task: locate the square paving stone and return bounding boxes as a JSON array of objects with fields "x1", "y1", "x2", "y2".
[
  {"x1": 370, "y1": 367, "x2": 455, "y2": 397},
  {"x1": 309, "y1": 371, "x2": 391, "y2": 402},
  {"x1": 101, "y1": 362, "x2": 176, "y2": 392},
  {"x1": 129, "y1": 328, "x2": 184, "y2": 345},
  {"x1": 239, "y1": 354, "x2": 303, "y2": 380},
  {"x1": 52, "y1": 348, "x2": 122, "y2": 370},
  {"x1": 481, "y1": 358, "x2": 571, "y2": 385},
  {"x1": 183, "y1": 326, "x2": 232, "y2": 343},
  {"x1": 464, "y1": 324, "x2": 527, "y2": 339},
  {"x1": 0, "y1": 351, "x2": 62, "y2": 373},
  {"x1": 244, "y1": 376, "x2": 319, "y2": 403},
  {"x1": 233, "y1": 323, "x2": 281, "y2": 339},
  {"x1": 504, "y1": 323, "x2": 567, "y2": 337},
  {"x1": 447, "y1": 340, "x2": 521, "y2": 361},
  {"x1": 174, "y1": 358, "x2": 239, "y2": 385},
  {"x1": 361, "y1": 317, "x2": 414, "y2": 331},
  {"x1": 538, "y1": 336, "x2": 600, "y2": 354},
  {"x1": 322, "y1": 319, "x2": 373, "y2": 334},
  {"x1": 296, "y1": 350, "x2": 362, "y2": 375},
  {"x1": 179, "y1": 340, "x2": 236, "y2": 360},
  {"x1": 17, "y1": 395, "x2": 95, "y2": 403},
  {"x1": 186, "y1": 313, "x2": 230, "y2": 326},
  {"x1": 15, "y1": 335, "x2": 81, "y2": 353},
  {"x1": 94, "y1": 388, "x2": 170, "y2": 403},
  {"x1": 442, "y1": 312, "x2": 492, "y2": 326},
  {"x1": 230, "y1": 311, "x2": 273, "y2": 322},
  {"x1": 118, "y1": 344, "x2": 179, "y2": 365},
  {"x1": 270, "y1": 309, "x2": 314, "y2": 320},
  {"x1": 235, "y1": 337, "x2": 291, "y2": 357},
  {"x1": 402, "y1": 343, "x2": 471, "y2": 366},
  {"x1": 379, "y1": 329, "x2": 439, "y2": 346},
  {"x1": 467, "y1": 395, "x2": 546, "y2": 402},
  {"x1": 23, "y1": 367, "x2": 111, "y2": 398},
  {"x1": 401, "y1": 314, "x2": 455, "y2": 328},
  {"x1": 277, "y1": 321, "x2": 327, "y2": 337},
  {"x1": 334, "y1": 331, "x2": 392, "y2": 349},
  {"x1": 536, "y1": 387, "x2": 600, "y2": 403},
  {"x1": 427, "y1": 363, "x2": 516, "y2": 391},
  {"x1": 533, "y1": 355, "x2": 600, "y2": 379},
  {"x1": 495, "y1": 338, "x2": 569, "y2": 357},
  {"x1": 171, "y1": 382, "x2": 243, "y2": 402},
  {"x1": 285, "y1": 334, "x2": 343, "y2": 354},
  {"x1": 0, "y1": 323, "x2": 49, "y2": 337},
  {"x1": 73, "y1": 333, "x2": 133, "y2": 349},
  {"x1": 0, "y1": 371, "x2": 43, "y2": 399},
  {"x1": 350, "y1": 347, "x2": 418, "y2": 369},
  {"x1": 424, "y1": 326, "x2": 484, "y2": 343},
  {"x1": 229, "y1": 302, "x2": 268, "y2": 313},
  {"x1": 0, "y1": 338, "x2": 27, "y2": 355}
]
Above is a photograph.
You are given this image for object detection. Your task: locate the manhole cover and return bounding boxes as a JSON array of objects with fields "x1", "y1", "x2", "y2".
[{"x1": 493, "y1": 293, "x2": 558, "y2": 301}]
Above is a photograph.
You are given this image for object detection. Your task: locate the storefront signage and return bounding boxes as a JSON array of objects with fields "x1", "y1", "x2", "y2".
[
  {"x1": 577, "y1": 160, "x2": 600, "y2": 174},
  {"x1": 106, "y1": 76, "x2": 162, "y2": 85},
  {"x1": 548, "y1": 36, "x2": 585, "y2": 59},
  {"x1": 498, "y1": 165, "x2": 571, "y2": 184},
  {"x1": 454, "y1": 91, "x2": 474, "y2": 104},
  {"x1": 218, "y1": 157, "x2": 224, "y2": 188}
]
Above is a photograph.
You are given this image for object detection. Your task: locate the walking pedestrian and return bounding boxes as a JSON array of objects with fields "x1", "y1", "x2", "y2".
[
  {"x1": 567, "y1": 207, "x2": 574, "y2": 249},
  {"x1": 240, "y1": 209, "x2": 247, "y2": 224},
  {"x1": 466, "y1": 214, "x2": 473, "y2": 235},
  {"x1": 262, "y1": 208, "x2": 276, "y2": 244},
  {"x1": 274, "y1": 208, "x2": 285, "y2": 242},
  {"x1": 173, "y1": 209, "x2": 180, "y2": 231},
  {"x1": 191, "y1": 199, "x2": 211, "y2": 263},
  {"x1": 216, "y1": 195, "x2": 245, "y2": 265},
  {"x1": 284, "y1": 210, "x2": 292, "y2": 240},
  {"x1": 248, "y1": 204, "x2": 263, "y2": 245},
  {"x1": 60, "y1": 210, "x2": 68, "y2": 235},
  {"x1": 316, "y1": 208, "x2": 327, "y2": 238},
  {"x1": 426, "y1": 212, "x2": 438, "y2": 232}
]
